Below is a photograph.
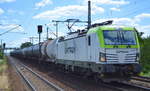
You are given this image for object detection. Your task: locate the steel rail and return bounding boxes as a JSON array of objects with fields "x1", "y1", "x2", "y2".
[
  {"x1": 138, "y1": 76, "x2": 150, "y2": 79},
  {"x1": 18, "y1": 61, "x2": 63, "y2": 91},
  {"x1": 104, "y1": 81, "x2": 150, "y2": 91},
  {"x1": 136, "y1": 76, "x2": 150, "y2": 79},
  {"x1": 119, "y1": 81, "x2": 150, "y2": 91},
  {"x1": 131, "y1": 76, "x2": 150, "y2": 83},
  {"x1": 101, "y1": 83, "x2": 127, "y2": 91},
  {"x1": 10, "y1": 59, "x2": 37, "y2": 91}
]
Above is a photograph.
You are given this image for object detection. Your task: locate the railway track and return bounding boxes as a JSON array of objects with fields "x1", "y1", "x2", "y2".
[
  {"x1": 9, "y1": 57, "x2": 63, "y2": 91},
  {"x1": 120, "y1": 81, "x2": 150, "y2": 91},
  {"x1": 131, "y1": 76, "x2": 150, "y2": 83},
  {"x1": 8, "y1": 56, "x2": 150, "y2": 91},
  {"x1": 104, "y1": 81, "x2": 150, "y2": 91},
  {"x1": 101, "y1": 76, "x2": 150, "y2": 91}
]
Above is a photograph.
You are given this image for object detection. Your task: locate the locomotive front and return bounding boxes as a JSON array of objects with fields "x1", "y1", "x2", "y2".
[{"x1": 88, "y1": 25, "x2": 142, "y2": 78}]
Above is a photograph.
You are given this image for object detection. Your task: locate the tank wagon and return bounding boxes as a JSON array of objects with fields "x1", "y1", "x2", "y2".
[{"x1": 10, "y1": 22, "x2": 141, "y2": 81}]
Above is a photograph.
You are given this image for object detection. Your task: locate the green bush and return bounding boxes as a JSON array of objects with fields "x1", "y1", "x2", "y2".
[
  {"x1": 0, "y1": 51, "x2": 3, "y2": 59},
  {"x1": 140, "y1": 37, "x2": 150, "y2": 76}
]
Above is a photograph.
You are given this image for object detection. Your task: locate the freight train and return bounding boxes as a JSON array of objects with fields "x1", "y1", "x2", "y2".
[{"x1": 10, "y1": 21, "x2": 142, "y2": 81}]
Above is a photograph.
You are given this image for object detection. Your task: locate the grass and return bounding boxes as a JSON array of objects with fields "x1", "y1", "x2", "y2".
[
  {"x1": 140, "y1": 72, "x2": 150, "y2": 77},
  {"x1": 0, "y1": 59, "x2": 7, "y2": 73},
  {"x1": 0, "y1": 57, "x2": 11, "y2": 91}
]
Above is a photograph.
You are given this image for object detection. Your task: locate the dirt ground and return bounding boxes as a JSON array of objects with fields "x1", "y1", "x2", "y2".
[
  {"x1": 0, "y1": 57, "x2": 29, "y2": 91},
  {"x1": 0, "y1": 71, "x2": 10, "y2": 91},
  {"x1": 0, "y1": 59, "x2": 10, "y2": 91},
  {"x1": 8, "y1": 62, "x2": 29, "y2": 91}
]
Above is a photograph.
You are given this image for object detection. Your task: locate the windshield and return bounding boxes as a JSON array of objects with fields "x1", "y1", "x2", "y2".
[{"x1": 103, "y1": 30, "x2": 136, "y2": 45}]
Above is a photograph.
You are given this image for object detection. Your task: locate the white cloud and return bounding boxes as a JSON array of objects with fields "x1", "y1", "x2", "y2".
[
  {"x1": 33, "y1": 5, "x2": 104, "y2": 20},
  {"x1": 0, "y1": 14, "x2": 20, "y2": 24},
  {"x1": 0, "y1": 18, "x2": 20, "y2": 24},
  {"x1": 8, "y1": 30, "x2": 66, "y2": 47},
  {"x1": 110, "y1": 7, "x2": 120, "y2": 12},
  {"x1": 136, "y1": 25, "x2": 150, "y2": 37},
  {"x1": 72, "y1": 26, "x2": 85, "y2": 31},
  {"x1": 135, "y1": 13, "x2": 150, "y2": 22},
  {"x1": 0, "y1": 0, "x2": 15, "y2": 3},
  {"x1": 94, "y1": 13, "x2": 150, "y2": 27},
  {"x1": 84, "y1": 0, "x2": 129, "y2": 5},
  {"x1": 8, "y1": 36, "x2": 45, "y2": 47},
  {"x1": 113, "y1": 18, "x2": 136, "y2": 26},
  {"x1": 0, "y1": 8, "x2": 4, "y2": 15},
  {"x1": 7, "y1": 37, "x2": 29, "y2": 47},
  {"x1": 35, "y1": 0, "x2": 52, "y2": 9},
  {"x1": 92, "y1": 5, "x2": 104, "y2": 14}
]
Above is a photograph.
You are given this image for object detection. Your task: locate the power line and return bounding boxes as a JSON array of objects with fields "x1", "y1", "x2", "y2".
[
  {"x1": 0, "y1": 25, "x2": 21, "y2": 36},
  {"x1": 8, "y1": 32, "x2": 27, "y2": 34},
  {"x1": 52, "y1": 19, "x2": 87, "y2": 37}
]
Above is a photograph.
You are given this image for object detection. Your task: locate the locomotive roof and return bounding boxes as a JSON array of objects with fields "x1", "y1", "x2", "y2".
[{"x1": 87, "y1": 25, "x2": 135, "y2": 34}]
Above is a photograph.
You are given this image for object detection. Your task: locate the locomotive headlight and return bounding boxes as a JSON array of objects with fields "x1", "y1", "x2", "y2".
[{"x1": 100, "y1": 53, "x2": 106, "y2": 62}]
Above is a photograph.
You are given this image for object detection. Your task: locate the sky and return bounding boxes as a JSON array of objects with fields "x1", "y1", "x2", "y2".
[{"x1": 0, "y1": 0, "x2": 150, "y2": 48}]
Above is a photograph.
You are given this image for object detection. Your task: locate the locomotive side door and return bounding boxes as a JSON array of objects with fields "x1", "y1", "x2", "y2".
[
  {"x1": 87, "y1": 34, "x2": 96, "y2": 62},
  {"x1": 87, "y1": 35, "x2": 91, "y2": 61}
]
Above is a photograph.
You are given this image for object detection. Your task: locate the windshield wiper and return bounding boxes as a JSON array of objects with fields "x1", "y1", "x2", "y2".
[
  {"x1": 113, "y1": 31, "x2": 119, "y2": 48},
  {"x1": 121, "y1": 31, "x2": 131, "y2": 47}
]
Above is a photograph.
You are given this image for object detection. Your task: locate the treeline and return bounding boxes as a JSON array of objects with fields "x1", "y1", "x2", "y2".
[
  {"x1": 140, "y1": 36, "x2": 150, "y2": 75},
  {"x1": 0, "y1": 51, "x2": 3, "y2": 59},
  {"x1": 0, "y1": 45, "x2": 3, "y2": 59}
]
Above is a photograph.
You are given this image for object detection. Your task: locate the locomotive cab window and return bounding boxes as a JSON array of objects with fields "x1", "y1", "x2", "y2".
[
  {"x1": 103, "y1": 30, "x2": 137, "y2": 45},
  {"x1": 88, "y1": 36, "x2": 91, "y2": 46}
]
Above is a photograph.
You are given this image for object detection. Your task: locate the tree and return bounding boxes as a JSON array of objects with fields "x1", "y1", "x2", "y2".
[
  {"x1": 48, "y1": 37, "x2": 53, "y2": 40},
  {"x1": 140, "y1": 36, "x2": 150, "y2": 74},
  {"x1": 20, "y1": 42, "x2": 33, "y2": 49},
  {"x1": 0, "y1": 49, "x2": 3, "y2": 59}
]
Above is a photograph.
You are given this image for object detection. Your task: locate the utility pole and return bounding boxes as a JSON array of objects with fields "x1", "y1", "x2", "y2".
[
  {"x1": 1, "y1": 40, "x2": 2, "y2": 49},
  {"x1": 56, "y1": 22, "x2": 58, "y2": 38},
  {"x1": 29, "y1": 37, "x2": 36, "y2": 44},
  {"x1": 47, "y1": 27, "x2": 49, "y2": 40},
  {"x1": 88, "y1": 0, "x2": 91, "y2": 29},
  {"x1": 1, "y1": 40, "x2": 2, "y2": 57},
  {"x1": 45, "y1": 24, "x2": 50, "y2": 40},
  {"x1": 52, "y1": 21, "x2": 59, "y2": 38},
  {"x1": 2, "y1": 43, "x2": 5, "y2": 57},
  {"x1": 0, "y1": 40, "x2": 5, "y2": 58}
]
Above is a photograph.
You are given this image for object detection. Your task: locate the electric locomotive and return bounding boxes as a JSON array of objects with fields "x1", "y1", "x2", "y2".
[
  {"x1": 10, "y1": 21, "x2": 141, "y2": 81},
  {"x1": 54, "y1": 21, "x2": 141, "y2": 81}
]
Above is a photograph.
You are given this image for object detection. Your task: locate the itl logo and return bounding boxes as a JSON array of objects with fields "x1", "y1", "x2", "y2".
[{"x1": 116, "y1": 50, "x2": 128, "y2": 53}]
